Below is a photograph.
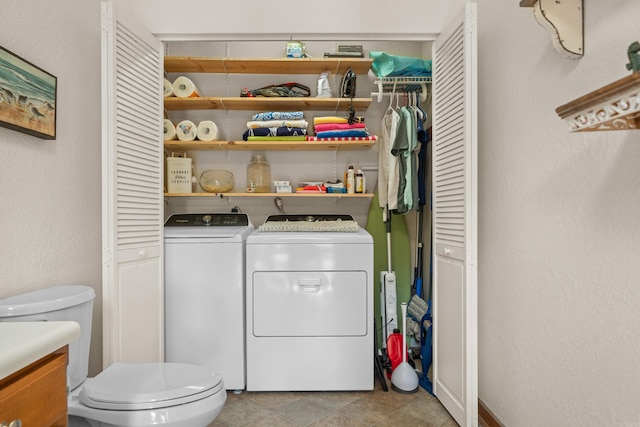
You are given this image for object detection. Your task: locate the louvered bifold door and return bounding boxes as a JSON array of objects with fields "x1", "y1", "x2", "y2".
[
  {"x1": 431, "y1": 3, "x2": 478, "y2": 427},
  {"x1": 101, "y1": 0, "x2": 164, "y2": 366}
]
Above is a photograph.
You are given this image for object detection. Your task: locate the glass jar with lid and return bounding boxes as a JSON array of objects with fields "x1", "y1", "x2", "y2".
[{"x1": 246, "y1": 154, "x2": 271, "y2": 193}]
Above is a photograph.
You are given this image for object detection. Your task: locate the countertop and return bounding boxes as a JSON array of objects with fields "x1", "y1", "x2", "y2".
[{"x1": 0, "y1": 321, "x2": 81, "y2": 380}]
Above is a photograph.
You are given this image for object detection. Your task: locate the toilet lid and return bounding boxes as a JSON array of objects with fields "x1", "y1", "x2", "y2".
[{"x1": 79, "y1": 362, "x2": 224, "y2": 411}]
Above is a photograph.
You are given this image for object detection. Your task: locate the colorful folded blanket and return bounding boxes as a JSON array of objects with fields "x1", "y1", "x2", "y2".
[
  {"x1": 251, "y1": 111, "x2": 304, "y2": 121},
  {"x1": 313, "y1": 116, "x2": 349, "y2": 125},
  {"x1": 242, "y1": 127, "x2": 308, "y2": 140},
  {"x1": 314, "y1": 123, "x2": 366, "y2": 132},
  {"x1": 314, "y1": 129, "x2": 369, "y2": 138},
  {"x1": 247, "y1": 119, "x2": 308, "y2": 129},
  {"x1": 247, "y1": 136, "x2": 306, "y2": 141},
  {"x1": 305, "y1": 135, "x2": 377, "y2": 141}
]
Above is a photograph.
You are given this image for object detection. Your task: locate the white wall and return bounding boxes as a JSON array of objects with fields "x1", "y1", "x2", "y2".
[
  {"x1": 0, "y1": 0, "x2": 103, "y2": 376},
  {"x1": 478, "y1": 1, "x2": 640, "y2": 426}
]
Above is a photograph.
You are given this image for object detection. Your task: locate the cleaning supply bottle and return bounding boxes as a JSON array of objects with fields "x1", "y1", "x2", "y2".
[
  {"x1": 385, "y1": 328, "x2": 403, "y2": 379},
  {"x1": 316, "y1": 71, "x2": 332, "y2": 98},
  {"x1": 346, "y1": 165, "x2": 355, "y2": 194},
  {"x1": 355, "y1": 168, "x2": 365, "y2": 193}
]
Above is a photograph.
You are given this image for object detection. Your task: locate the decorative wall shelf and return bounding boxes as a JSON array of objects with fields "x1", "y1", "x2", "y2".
[
  {"x1": 520, "y1": 0, "x2": 583, "y2": 59},
  {"x1": 164, "y1": 140, "x2": 375, "y2": 151},
  {"x1": 556, "y1": 73, "x2": 640, "y2": 132}
]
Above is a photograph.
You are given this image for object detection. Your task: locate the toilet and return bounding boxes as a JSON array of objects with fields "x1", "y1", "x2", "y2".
[{"x1": 0, "y1": 285, "x2": 226, "y2": 427}]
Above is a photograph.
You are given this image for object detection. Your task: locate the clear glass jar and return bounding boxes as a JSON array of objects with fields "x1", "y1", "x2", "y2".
[{"x1": 246, "y1": 154, "x2": 271, "y2": 193}]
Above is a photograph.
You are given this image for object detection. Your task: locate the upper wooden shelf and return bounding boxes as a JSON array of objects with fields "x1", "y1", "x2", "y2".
[
  {"x1": 164, "y1": 139, "x2": 376, "y2": 151},
  {"x1": 164, "y1": 57, "x2": 373, "y2": 75},
  {"x1": 556, "y1": 73, "x2": 640, "y2": 132},
  {"x1": 163, "y1": 96, "x2": 371, "y2": 111}
]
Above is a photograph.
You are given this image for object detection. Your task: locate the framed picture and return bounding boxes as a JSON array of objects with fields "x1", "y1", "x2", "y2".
[{"x1": 0, "y1": 46, "x2": 57, "y2": 139}]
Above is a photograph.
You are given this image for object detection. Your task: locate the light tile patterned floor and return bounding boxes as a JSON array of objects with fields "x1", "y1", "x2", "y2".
[{"x1": 209, "y1": 380, "x2": 458, "y2": 427}]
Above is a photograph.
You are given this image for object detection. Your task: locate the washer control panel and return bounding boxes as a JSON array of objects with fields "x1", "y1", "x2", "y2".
[{"x1": 165, "y1": 213, "x2": 249, "y2": 227}]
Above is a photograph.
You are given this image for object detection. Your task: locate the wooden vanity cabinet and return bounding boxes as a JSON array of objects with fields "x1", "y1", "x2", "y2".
[{"x1": 0, "y1": 346, "x2": 69, "y2": 427}]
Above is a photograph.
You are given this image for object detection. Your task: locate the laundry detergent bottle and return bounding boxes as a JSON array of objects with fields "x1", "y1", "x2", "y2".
[{"x1": 246, "y1": 154, "x2": 271, "y2": 193}]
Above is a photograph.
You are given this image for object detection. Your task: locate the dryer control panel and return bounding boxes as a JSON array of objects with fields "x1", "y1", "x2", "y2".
[{"x1": 165, "y1": 213, "x2": 249, "y2": 227}]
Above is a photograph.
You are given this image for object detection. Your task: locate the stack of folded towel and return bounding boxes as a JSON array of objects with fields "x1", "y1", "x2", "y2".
[
  {"x1": 307, "y1": 116, "x2": 377, "y2": 141},
  {"x1": 242, "y1": 111, "x2": 308, "y2": 141}
]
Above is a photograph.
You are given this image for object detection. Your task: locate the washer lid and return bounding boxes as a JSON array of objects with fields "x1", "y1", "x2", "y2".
[{"x1": 79, "y1": 363, "x2": 223, "y2": 410}]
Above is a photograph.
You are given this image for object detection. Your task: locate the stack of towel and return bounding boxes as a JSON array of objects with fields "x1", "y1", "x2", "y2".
[
  {"x1": 307, "y1": 116, "x2": 376, "y2": 141},
  {"x1": 242, "y1": 111, "x2": 308, "y2": 141}
]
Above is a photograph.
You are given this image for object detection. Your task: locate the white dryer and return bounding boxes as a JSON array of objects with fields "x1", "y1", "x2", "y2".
[
  {"x1": 245, "y1": 214, "x2": 374, "y2": 391},
  {"x1": 164, "y1": 213, "x2": 253, "y2": 392}
]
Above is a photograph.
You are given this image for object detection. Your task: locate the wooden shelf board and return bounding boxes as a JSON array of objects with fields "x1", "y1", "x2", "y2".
[
  {"x1": 164, "y1": 57, "x2": 373, "y2": 75},
  {"x1": 164, "y1": 140, "x2": 375, "y2": 151},
  {"x1": 519, "y1": 0, "x2": 537, "y2": 7},
  {"x1": 165, "y1": 192, "x2": 373, "y2": 198},
  {"x1": 163, "y1": 97, "x2": 371, "y2": 111}
]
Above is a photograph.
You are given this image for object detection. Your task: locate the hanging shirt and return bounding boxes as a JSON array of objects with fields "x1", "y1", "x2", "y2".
[
  {"x1": 378, "y1": 106, "x2": 400, "y2": 211},
  {"x1": 391, "y1": 106, "x2": 416, "y2": 214}
]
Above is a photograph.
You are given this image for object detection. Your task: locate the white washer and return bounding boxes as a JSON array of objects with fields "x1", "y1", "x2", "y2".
[
  {"x1": 246, "y1": 214, "x2": 374, "y2": 391},
  {"x1": 164, "y1": 213, "x2": 253, "y2": 392}
]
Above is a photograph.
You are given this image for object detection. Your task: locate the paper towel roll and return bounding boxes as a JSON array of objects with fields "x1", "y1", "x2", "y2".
[
  {"x1": 172, "y1": 76, "x2": 200, "y2": 98},
  {"x1": 164, "y1": 78, "x2": 174, "y2": 97},
  {"x1": 197, "y1": 120, "x2": 219, "y2": 141},
  {"x1": 176, "y1": 120, "x2": 197, "y2": 141},
  {"x1": 163, "y1": 119, "x2": 177, "y2": 141}
]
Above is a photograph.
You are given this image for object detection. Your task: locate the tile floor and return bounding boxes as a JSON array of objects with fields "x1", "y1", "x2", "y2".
[{"x1": 210, "y1": 379, "x2": 458, "y2": 427}]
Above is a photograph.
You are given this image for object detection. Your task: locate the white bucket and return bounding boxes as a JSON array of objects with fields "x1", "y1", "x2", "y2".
[{"x1": 166, "y1": 154, "x2": 193, "y2": 193}]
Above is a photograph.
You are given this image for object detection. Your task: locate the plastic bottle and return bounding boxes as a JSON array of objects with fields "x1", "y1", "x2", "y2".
[
  {"x1": 316, "y1": 71, "x2": 332, "y2": 98},
  {"x1": 385, "y1": 328, "x2": 403, "y2": 379},
  {"x1": 355, "y1": 168, "x2": 365, "y2": 193},
  {"x1": 246, "y1": 154, "x2": 271, "y2": 193},
  {"x1": 346, "y1": 165, "x2": 355, "y2": 194}
]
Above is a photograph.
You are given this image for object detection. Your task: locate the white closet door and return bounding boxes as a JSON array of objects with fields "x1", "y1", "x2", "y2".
[
  {"x1": 101, "y1": 0, "x2": 164, "y2": 366},
  {"x1": 432, "y1": 3, "x2": 478, "y2": 426}
]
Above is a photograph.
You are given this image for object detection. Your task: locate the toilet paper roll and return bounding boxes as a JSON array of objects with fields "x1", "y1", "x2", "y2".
[
  {"x1": 176, "y1": 120, "x2": 197, "y2": 141},
  {"x1": 197, "y1": 120, "x2": 219, "y2": 141},
  {"x1": 163, "y1": 119, "x2": 177, "y2": 141},
  {"x1": 172, "y1": 76, "x2": 200, "y2": 98},
  {"x1": 164, "y1": 78, "x2": 174, "y2": 97}
]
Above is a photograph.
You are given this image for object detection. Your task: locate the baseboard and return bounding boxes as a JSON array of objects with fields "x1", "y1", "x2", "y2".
[{"x1": 478, "y1": 399, "x2": 505, "y2": 427}]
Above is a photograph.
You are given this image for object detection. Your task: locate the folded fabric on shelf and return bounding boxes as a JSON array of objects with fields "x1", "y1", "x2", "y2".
[
  {"x1": 314, "y1": 122, "x2": 366, "y2": 132},
  {"x1": 246, "y1": 119, "x2": 308, "y2": 129},
  {"x1": 315, "y1": 129, "x2": 369, "y2": 138},
  {"x1": 251, "y1": 111, "x2": 304, "y2": 121},
  {"x1": 247, "y1": 136, "x2": 306, "y2": 141},
  {"x1": 313, "y1": 116, "x2": 349, "y2": 125},
  {"x1": 242, "y1": 127, "x2": 308, "y2": 141},
  {"x1": 305, "y1": 135, "x2": 377, "y2": 141}
]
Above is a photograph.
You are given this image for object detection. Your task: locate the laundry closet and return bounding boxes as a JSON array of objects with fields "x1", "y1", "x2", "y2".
[{"x1": 102, "y1": 1, "x2": 477, "y2": 425}]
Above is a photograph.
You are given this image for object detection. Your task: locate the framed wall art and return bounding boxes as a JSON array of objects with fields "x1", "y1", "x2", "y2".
[{"x1": 0, "y1": 45, "x2": 57, "y2": 139}]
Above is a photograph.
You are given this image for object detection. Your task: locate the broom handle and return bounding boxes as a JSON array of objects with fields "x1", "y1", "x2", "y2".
[{"x1": 401, "y1": 302, "x2": 408, "y2": 364}]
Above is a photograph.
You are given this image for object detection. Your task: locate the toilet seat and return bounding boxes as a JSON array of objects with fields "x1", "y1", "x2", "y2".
[{"x1": 79, "y1": 362, "x2": 224, "y2": 411}]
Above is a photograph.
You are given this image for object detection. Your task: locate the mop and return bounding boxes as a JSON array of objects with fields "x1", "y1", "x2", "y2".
[{"x1": 381, "y1": 207, "x2": 398, "y2": 343}]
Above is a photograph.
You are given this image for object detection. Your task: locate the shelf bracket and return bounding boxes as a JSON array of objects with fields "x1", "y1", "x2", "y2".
[{"x1": 520, "y1": 0, "x2": 584, "y2": 59}]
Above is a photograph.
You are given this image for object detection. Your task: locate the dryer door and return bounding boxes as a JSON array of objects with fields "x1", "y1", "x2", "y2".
[{"x1": 252, "y1": 271, "x2": 368, "y2": 337}]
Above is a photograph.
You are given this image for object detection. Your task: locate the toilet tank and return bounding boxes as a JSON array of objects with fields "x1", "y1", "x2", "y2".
[{"x1": 0, "y1": 285, "x2": 95, "y2": 391}]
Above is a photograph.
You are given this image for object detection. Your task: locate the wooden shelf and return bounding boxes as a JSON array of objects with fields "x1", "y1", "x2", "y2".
[
  {"x1": 165, "y1": 192, "x2": 374, "y2": 198},
  {"x1": 164, "y1": 139, "x2": 375, "y2": 151},
  {"x1": 556, "y1": 73, "x2": 640, "y2": 132},
  {"x1": 164, "y1": 57, "x2": 373, "y2": 75},
  {"x1": 163, "y1": 96, "x2": 371, "y2": 111}
]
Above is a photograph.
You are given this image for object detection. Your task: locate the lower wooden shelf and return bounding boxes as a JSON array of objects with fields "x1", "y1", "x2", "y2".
[{"x1": 165, "y1": 192, "x2": 373, "y2": 198}]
